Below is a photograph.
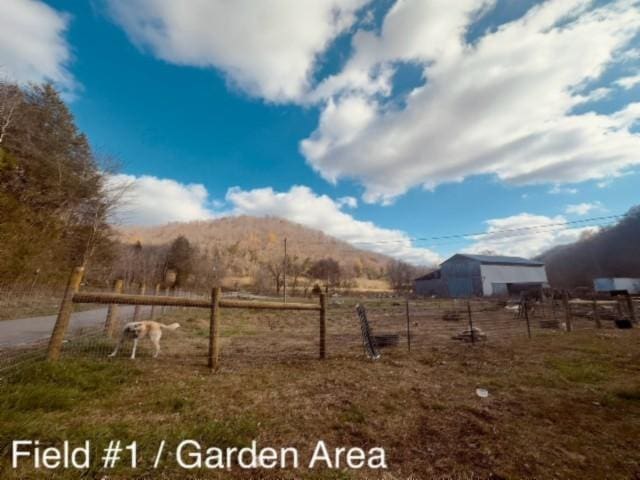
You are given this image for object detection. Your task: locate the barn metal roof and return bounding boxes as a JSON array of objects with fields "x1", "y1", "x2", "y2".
[{"x1": 444, "y1": 254, "x2": 545, "y2": 267}]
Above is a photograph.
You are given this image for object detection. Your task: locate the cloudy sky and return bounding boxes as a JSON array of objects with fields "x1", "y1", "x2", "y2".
[{"x1": 3, "y1": 0, "x2": 639, "y2": 264}]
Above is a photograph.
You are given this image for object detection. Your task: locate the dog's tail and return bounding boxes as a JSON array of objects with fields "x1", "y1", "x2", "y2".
[{"x1": 160, "y1": 322, "x2": 180, "y2": 330}]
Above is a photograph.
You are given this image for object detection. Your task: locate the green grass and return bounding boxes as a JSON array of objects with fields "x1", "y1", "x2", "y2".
[
  {"x1": 547, "y1": 358, "x2": 612, "y2": 384},
  {"x1": 1, "y1": 360, "x2": 139, "y2": 411},
  {"x1": 339, "y1": 404, "x2": 366, "y2": 424}
]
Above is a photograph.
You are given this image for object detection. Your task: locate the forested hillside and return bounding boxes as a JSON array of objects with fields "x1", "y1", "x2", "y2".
[
  {"x1": 115, "y1": 216, "x2": 396, "y2": 293},
  {"x1": 539, "y1": 206, "x2": 640, "y2": 288},
  {"x1": 0, "y1": 81, "x2": 116, "y2": 288}
]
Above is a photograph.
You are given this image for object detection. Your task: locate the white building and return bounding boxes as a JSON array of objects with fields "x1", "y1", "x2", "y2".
[
  {"x1": 593, "y1": 278, "x2": 640, "y2": 295},
  {"x1": 415, "y1": 254, "x2": 549, "y2": 298}
]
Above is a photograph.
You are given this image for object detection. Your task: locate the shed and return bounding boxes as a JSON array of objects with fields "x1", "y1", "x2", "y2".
[
  {"x1": 593, "y1": 278, "x2": 640, "y2": 295},
  {"x1": 414, "y1": 253, "x2": 549, "y2": 298}
]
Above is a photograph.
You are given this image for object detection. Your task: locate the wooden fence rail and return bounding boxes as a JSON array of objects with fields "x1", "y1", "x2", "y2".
[
  {"x1": 47, "y1": 268, "x2": 325, "y2": 371},
  {"x1": 72, "y1": 292, "x2": 321, "y2": 311}
]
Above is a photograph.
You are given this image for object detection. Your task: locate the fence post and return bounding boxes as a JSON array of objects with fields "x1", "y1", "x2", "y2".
[
  {"x1": 132, "y1": 283, "x2": 146, "y2": 322},
  {"x1": 562, "y1": 291, "x2": 573, "y2": 332},
  {"x1": 405, "y1": 299, "x2": 411, "y2": 353},
  {"x1": 150, "y1": 283, "x2": 161, "y2": 319},
  {"x1": 592, "y1": 296, "x2": 602, "y2": 329},
  {"x1": 524, "y1": 299, "x2": 532, "y2": 339},
  {"x1": 104, "y1": 278, "x2": 123, "y2": 337},
  {"x1": 625, "y1": 294, "x2": 637, "y2": 325},
  {"x1": 319, "y1": 293, "x2": 327, "y2": 359},
  {"x1": 467, "y1": 301, "x2": 475, "y2": 344},
  {"x1": 208, "y1": 287, "x2": 221, "y2": 371},
  {"x1": 616, "y1": 298, "x2": 624, "y2": 320},
  {"x1": 162, "y1": 287, "x2": 169, "y2": 314},
  {"x1": 47, "y1": 266, "x2": 84, "y2": 361}
]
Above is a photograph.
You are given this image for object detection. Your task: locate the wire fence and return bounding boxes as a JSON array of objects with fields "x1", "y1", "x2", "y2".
[{"x1": 1, "y1": 290, "x2": 638, "y2": 376}]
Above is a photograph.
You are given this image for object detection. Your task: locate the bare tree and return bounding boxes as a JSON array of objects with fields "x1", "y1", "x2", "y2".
[
  {"x1": 386, "y1": 260, "x2": 418, "y2": 292},
  {"x1": 265, "y1": 259, "x2": 284, "y2": 294},
  {"x1": 287, "y1": 255, "x2": 310, "y2": 295},
  {"x1": 0, "y1": 77, "x2": 20, "y2": 146}
]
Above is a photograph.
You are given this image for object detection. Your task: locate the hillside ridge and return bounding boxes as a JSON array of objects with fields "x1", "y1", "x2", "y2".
[{"x1": 117, "y1": 215, "x2": 391, "y2": 278}]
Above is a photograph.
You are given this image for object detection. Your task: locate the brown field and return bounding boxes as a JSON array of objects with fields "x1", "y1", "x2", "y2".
[{"x1": 1, "y1": 299, "x2": 640, "y2": 479}]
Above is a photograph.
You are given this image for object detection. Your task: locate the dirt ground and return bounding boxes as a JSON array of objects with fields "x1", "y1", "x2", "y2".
[{"x1": 1, "y1": 303, "x2": 640, "y2": 479}]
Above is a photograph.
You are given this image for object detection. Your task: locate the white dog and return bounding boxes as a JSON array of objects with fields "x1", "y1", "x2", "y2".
[{"x1": 109, "y1": 321, "x2": 180, "y2": 359}]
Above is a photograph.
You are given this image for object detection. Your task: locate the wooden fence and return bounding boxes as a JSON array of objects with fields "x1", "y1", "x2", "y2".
[{"x1": 46, "y1": 267, "x2": 326, "y2": 370}]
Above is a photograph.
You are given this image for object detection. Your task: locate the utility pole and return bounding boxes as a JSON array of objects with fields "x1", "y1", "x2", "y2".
[{"x1": 283, "y1": 238, "x2": 287, "y2": 303}]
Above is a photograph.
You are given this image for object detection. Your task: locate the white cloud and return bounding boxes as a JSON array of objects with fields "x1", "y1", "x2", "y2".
[
  {"x1": 465, "y1": 213, "x2": 599, "y2": 258},
  {"x1": 0, "y1": 0, "x2": 73, "y2": 88},
  {"x1": 105, "y1": 1, "x2": 640, "y2": 203},
  {"x1": 548, "y1": 185, "x2": 579, "y2": 195},
  {"x1": 564, "y1": 201, "x2": 603, "y2": 216},
  {"x1": 615, "y1": 72, "x2": 640, "y2": 89},
  {"x1": 337, "y1": 196, "x2": 358, "y2": 208},
  {"x1": 300, "y1": 0, "x2": 640, "y2": 203},
  {"x1": 107, "y1": 174, "x2": 216, "y2": 225},
  {"x1": 226, "y1": 185, "x2": 440, "y2": 265},
  {"x1": 106, "y1": 0, "x2": 369, "y2": 102}
]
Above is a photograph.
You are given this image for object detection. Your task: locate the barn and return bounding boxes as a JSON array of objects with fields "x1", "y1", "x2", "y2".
[{"x1": 414, "y1": 253, "x2": 549, "y2": 298}]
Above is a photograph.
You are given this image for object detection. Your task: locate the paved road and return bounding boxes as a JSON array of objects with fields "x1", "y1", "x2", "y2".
[{"x1": 0, "y1": 306, "x2": 151, "y2": 348}]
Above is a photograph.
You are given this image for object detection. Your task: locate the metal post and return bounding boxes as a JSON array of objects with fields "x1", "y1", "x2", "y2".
[
  {"x1": 208, "y1": 287, "x2": 221, "y2": 371},
  {"x1": 524, "y1": 299, "x2": 532, "y2": 339},
  {"x1": 283, "y1": 238, "x2": 287, "y2": 303},
  {"x1": 319, "y1": 293, "x2": 327, "y2": 359},
  {"x1": 592, "y1": 296, "x2": 602, "y2": 329},
  {"x1": 467, "y1": 301, "x2": 475, "y2": 344},
  {"x1": 104, "y1": 278, "x2": 123, "y2": 337},
  {"x1": 562, "y1": 291, "x2": 572, "y2": 332},
  {"x1": 47, "y1": 266, "x2": 84, "y2": 361},
  {"x1": 405, "y1": 299, "x2": 411, "y2": 352}
]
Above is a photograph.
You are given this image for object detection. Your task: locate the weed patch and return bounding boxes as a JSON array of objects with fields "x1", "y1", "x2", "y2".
[
  {"x1": 0, "y1": 360, "x2": 139, "y2": 413},
  {"x1": 547, "y1": 358, "x2": 611, "y2": 384}
]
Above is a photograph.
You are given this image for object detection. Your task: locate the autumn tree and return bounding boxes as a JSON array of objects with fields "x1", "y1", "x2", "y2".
[
  {"x1": 0, "y1": 82, "x2": 118, "y2": 287},
  {"x1": 287, "y1": 255, "x2": 311, "y2": 295},
  {"x1": 308, "y1": 258, "x2": 341, "y2": 289},
  {"x1": 166, "y1": 236, "x2": 196, "y2": 287},
  {"x1": 386, "y1": 260, "x2": 418, "y2": 292}
]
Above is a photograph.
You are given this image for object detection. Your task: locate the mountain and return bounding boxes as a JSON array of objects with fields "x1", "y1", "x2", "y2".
[
  {"x1": 117, "y1": 215, "x2": 391, "y2": 280},
  {"x1": 538, "y1": 206, "x2": 640, "y2": 288}
]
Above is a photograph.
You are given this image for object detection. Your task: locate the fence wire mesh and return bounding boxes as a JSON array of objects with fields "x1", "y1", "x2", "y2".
[{"x1": 1, "y1": 290, "x2": 638, "y2": 376}]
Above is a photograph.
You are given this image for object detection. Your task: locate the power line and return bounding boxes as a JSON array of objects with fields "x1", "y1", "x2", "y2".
[
  {"x1": 352, "y1": 214, "x2": 627, "y2": 245},
  {"x1": 288, "y1": 213, "x2": 627, "y2": 248}
]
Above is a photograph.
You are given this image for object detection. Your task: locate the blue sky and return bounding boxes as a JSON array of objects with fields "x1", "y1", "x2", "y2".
[{"x1": 2, "y1": 0, "x2": 640, "y2": 264}]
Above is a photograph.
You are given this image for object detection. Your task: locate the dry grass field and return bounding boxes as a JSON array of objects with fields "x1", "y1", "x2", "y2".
[{"x1": 1, "y1": 302, "x2": 640, "y2": 479}]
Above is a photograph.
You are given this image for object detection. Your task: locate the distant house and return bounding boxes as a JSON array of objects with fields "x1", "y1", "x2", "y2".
[
  {"x1": 593, "y1": 278, "x2": 640, "y2": 295},
  {"x1": 414, "y1": 253, "x2": 549, "y2": 298}
]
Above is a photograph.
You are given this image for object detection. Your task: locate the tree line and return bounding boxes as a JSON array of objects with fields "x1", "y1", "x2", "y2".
[
  {"x1": 539, "y1": 206, "x2": 640, "y2": 288},
  {"x1": 0, "y1": 80, "x2": 121, "y2": 290},
  {"x1": 109, "y1": 235, "x2": 423, "y2": 295}
]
